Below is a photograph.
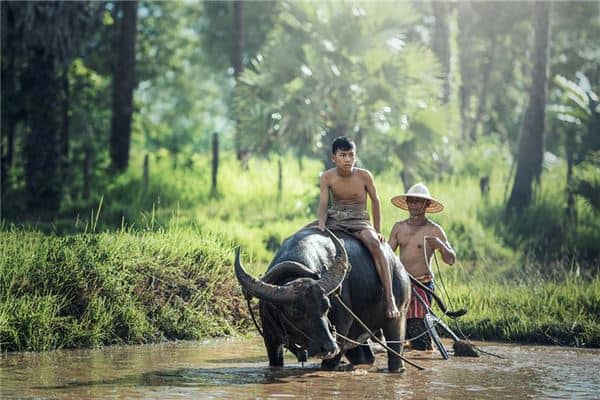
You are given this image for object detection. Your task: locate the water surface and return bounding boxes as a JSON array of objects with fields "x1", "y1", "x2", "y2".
[{"x1": 1, "y1": 336, "x2": 598, "y2": 399}]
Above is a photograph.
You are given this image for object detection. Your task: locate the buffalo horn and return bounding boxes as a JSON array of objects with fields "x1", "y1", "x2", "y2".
[
  {"x1": 234, "y1": 248, "x2": 296, "y2": 303},
  {"x1": 318, "y1": 228, "x2": 349, "y2": 295}
]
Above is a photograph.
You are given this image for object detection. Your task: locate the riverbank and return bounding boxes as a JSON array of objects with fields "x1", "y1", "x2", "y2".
[
  {"x1": 1, "y1": 226, "x2": 599, "y2": 352},
  {"x1": 0, "y1": 227, "x2": 250, "y2": 352}
]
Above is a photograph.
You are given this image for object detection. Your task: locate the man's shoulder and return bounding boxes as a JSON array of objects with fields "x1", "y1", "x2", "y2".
[
  {"x1": 391, "y1": 219, "x2": 410, "y2": 232},
  {"x1": 425, "y1": 219, "x2": 446, "y2": 235}
]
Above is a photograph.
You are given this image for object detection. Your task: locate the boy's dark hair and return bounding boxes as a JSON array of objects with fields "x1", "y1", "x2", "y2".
[{"x1": 331, "y1": 136, "x2": 355, "y2": 154}]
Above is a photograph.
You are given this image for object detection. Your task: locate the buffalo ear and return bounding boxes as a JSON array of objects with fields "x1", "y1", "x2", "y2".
[
  {"x1": 262, "y1": 261, "x2": 320, "y2": 284},
  {"x1": 318, "y1": 228, "x2": 349, "y2": 295}
]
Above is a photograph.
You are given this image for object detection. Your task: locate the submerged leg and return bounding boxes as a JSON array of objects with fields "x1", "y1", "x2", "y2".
[{"x1": 383, "y1": 313, "x2": 406, "y2": 372}]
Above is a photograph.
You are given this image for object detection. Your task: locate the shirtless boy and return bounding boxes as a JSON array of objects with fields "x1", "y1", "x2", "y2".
[
  {"x1": 388, "y1": 183, "x2": 455, "y2": 349},
  {"x1": 316, "y1": 136, "x2": 400, "y2": 319}
]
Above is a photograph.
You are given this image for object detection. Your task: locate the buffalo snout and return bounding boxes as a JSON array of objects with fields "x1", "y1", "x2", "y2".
[{"x1": 315, "y1": 341, "x2": 339, "y2": 360}]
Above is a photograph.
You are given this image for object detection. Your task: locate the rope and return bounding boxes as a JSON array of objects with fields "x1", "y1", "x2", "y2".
[
  {"x1": 333, "y1": 294, "x2": 424, "y2": 370},
  {"x1": 247, "y1": 298, "x2": 264, "y2": 337}
]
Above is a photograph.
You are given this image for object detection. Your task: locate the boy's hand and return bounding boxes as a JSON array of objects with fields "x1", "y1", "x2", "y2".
[
  {"x1": 316, "y1": 223, "x2": 326, "y2": 232},
  {"x1": 377, "y1": 232, "x2": 386, "y2": 243}
]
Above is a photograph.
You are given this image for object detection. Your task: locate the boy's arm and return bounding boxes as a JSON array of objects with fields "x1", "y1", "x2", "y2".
[
  {"x1": 364, "y1": 171, "x2": 382, "y2": 236},
  {"x1": 316, "y1": 172, "x2": 329, "y2": 231},
  {"x1": 425, "y1": 225, "x2": 456, "y2": 265}
]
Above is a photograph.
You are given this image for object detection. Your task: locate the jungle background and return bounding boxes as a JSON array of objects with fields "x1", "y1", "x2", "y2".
[{"x1": 1, "y1": 0, "x2": 599, "y2": 352}]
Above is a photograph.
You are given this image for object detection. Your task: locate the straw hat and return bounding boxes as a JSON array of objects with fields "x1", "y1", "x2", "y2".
[{"x1": 391, "y1": 183, "x2": 444, "y2": 213}]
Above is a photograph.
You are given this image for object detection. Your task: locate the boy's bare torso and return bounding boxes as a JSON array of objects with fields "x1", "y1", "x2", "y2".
[
  {"x1": 323, "y1": 167, "x2": 370, "y2": 210},
  {"x1": 391, "y1": 220, "x2": 445, "y2": 277}
]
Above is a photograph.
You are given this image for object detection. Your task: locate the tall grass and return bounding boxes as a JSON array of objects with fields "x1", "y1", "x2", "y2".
[{"x1": 0, "y1": 226, "x2": 250, "y2": 352}]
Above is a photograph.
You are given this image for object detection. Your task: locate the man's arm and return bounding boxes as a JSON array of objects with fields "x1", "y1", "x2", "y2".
[
  {"x1": 316, "y1": 172, "x2": 330, "y2": 231},
  {"x1": 425, "y1": 225, "x2": 456, "y2": 265},
  {"x1": 364, "y1": 171, "x2": 382, "y2": 236},
  {"x1": 388, "y1": 223, "x2": 401, "y2": 252}
]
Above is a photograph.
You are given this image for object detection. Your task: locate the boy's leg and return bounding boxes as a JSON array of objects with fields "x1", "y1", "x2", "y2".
[{"x1": 358, "y1": 229, "x2": 400, "y2": 319}]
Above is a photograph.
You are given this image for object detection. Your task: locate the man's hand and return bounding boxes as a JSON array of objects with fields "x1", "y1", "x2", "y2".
[
  {"x1": 377, "y1": 232, "x2": 386, "y2": 243},
  {"x1": 316, "y1": 223, "x2": 326, "y2": 232},
  {"x1": 425, "y1": 236, "x2": 442, "y2": 250}
]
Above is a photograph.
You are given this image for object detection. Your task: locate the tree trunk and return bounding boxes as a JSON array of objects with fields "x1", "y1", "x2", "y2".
[
  {"x1": 109, "y1": 0, "x2": 138, "y2": 173},
  {"x1": 232, "y1": 1, "x2": 244, "y2": 79},
  {"x1": 507, "y1": 2, "x2": 551, "y2": 212},
  {"x1": 232, "y1": 0, "x2": 247, "y2": 165},
  {"x1": 469, "y1": 36, "x2": 497, "y2": 141},
  {"x1": 23, "y1": 48, "x2": 62, "y2": 213},
  {"x1": 1, "y1": 5, "x2": 17, "y2": 198},
  {"x1": 60, "y1": 67, "x2": 71, "y2": 196},
  {"x1": 83, "y1": 146, "x2": 92, "y2": 201},
  {"x1": 142, "y1": 153, "x2": 149, "y2": 196},
  {"x1": 565, "y1": 129, "x2": 575, "y2": 223},
  {"x1": 211, "y1": 132, "x2": 219, "y2": 197},
  {"x1": 457, "y1": 3, "x2": 474, "y2": 141},
  {"x1": 431, "y1": 2, "x2": 451, "y2": 103},
  {"x1": 1, "y1": 56, "x2": 16, "y2": 197}
]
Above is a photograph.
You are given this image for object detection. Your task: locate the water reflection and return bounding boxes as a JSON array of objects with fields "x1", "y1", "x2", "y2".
[{"x1": 1, "y1": 337, "x2": 598, "y2": 399}]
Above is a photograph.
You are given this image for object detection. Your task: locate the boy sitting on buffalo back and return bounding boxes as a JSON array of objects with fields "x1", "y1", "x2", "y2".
[{"x1": 315, "y1": 136, "x2": 400, "y2": 319}]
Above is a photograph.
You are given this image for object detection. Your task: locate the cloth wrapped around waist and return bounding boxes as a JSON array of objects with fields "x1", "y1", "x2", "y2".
[
  {"x1": 325, "y1": 207, "x2": 373, "y2": 234},
  {"x1": 407, "y1": 275, "x2": 434, "y2": 320}
]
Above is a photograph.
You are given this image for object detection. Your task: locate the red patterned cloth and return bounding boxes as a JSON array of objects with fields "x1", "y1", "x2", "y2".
[{"x1": 407, "y1": 284, "x2": 430, "y2": 319}]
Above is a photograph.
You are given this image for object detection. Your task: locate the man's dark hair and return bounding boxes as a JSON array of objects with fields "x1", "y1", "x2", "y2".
[{"x1": 331, "y1": 136, "x2": 355, "y2": 154}]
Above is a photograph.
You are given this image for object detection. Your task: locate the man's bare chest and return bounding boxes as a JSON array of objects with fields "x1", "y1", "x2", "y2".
[{"x1": 398, "y1": 225, "x2": 432, "y2": 250}]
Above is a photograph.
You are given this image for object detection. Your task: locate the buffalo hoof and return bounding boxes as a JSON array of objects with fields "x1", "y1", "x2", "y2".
[{"x1": 321, "y1": 355, "x2": 342, "y2": 371}]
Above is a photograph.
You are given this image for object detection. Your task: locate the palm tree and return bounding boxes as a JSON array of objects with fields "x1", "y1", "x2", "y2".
[{"x1": 507, "y1": 2, "x2": 551, "y2": 212}]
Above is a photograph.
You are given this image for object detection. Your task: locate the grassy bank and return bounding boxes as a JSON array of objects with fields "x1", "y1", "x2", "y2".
[
  {"x1": 1, "y1": 152, "x2": 599, "y2": 351},
  {"x1": 440, "y1": 259, "x2": 600, "y2": 348},
  {"x1": 0, "y1": 227, "x2": 250, "y2": 352}
]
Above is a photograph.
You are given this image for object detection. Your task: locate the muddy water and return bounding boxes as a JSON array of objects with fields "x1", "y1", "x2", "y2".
[{"x1": 1, "y1": 336, "x2": 598, "y2": 399}]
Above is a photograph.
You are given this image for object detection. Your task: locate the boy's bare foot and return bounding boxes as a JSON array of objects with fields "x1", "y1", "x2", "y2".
[{"x1": 387, "y1": 302, "x2": 401, "y2": 319}]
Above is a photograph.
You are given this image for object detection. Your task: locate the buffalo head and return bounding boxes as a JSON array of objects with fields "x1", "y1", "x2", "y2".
[{"x1": 235, "y1": 228, "x2": 348, "y2": 360}]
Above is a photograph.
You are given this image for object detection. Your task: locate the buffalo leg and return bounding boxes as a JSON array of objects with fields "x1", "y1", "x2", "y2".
[
  {"x1": 263, "y1": 334, "x2": 284, "y2": 367},
  {"x1": 346, "y1": 345, "x2": 375, "y2": 365},
  {"x1": 383, "y1": 315, "x2": 406, "y2": 372}
]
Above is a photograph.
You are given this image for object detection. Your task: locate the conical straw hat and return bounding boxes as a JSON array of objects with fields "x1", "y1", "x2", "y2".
[{"x1": 390, "y1": 183, "x2": 444, "y2": 213}]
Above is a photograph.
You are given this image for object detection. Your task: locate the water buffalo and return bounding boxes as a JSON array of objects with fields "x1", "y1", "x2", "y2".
[{"x1": 235, "y1": 227, "x2": 411, "y2": 372}]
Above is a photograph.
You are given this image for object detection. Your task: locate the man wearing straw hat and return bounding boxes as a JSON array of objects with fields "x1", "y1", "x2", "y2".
[{"x1": 388, "y1": 183, "x2": 456, "y2": 350}]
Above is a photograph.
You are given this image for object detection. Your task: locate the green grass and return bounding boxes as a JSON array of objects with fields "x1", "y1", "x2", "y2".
[
  {"x1": 1, "y1": 151, "x2": 599, "y2": 351},
  {"x1": 437, "y1": 257, "x2": 600, "y2": 348},
  {"x1": 0, "y1": 226, "x2": 251, "y2": 352}
]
